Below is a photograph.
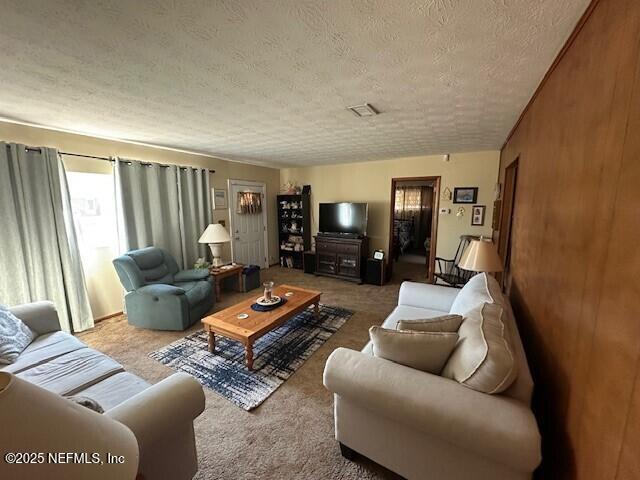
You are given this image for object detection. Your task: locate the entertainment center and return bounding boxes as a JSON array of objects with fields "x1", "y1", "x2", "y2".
[
  {"x1": 314, "y1": 202, "x2": 369, "y2": 283},
  {"x1": 315, "y1": 235, "x2": 368, "y2": 283}
]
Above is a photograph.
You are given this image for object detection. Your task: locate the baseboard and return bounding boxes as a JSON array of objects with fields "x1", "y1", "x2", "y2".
[{"x1": 95, "y1": 311, "x2": 123, "y2": 323}]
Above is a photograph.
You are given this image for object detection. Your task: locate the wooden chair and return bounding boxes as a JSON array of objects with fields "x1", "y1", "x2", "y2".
[{"x1": 434, "y1": 235, "x2": 480, "y2": 288}]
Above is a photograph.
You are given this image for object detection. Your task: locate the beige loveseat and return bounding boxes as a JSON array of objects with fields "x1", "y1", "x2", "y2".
[
  {"x1": 0, "y1": 301, "x2": 205, "y2": 480},
  {"x1": 323, "y1": 274, "x2": 541, "y2": 480}
]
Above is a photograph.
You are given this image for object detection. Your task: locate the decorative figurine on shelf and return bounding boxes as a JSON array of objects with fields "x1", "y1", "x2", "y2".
[{"x1": 281, "y1": 181, "x2": 300, "y2": 194}]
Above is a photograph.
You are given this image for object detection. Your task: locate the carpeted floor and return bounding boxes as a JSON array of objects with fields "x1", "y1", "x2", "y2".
[
  {"x1": 77, "y1": 267, "x2": 416, "y2": 479},
  {"x1": 392, "y1": 260, "x2": 429, "y2": 283}
]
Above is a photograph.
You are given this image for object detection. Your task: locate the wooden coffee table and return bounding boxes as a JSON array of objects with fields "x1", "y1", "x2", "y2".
[{"x1": 201, "y1": 284, "x2": 322, "y2": 370}]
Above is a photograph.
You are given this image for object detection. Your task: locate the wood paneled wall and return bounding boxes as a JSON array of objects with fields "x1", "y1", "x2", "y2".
[{"x1": 498, "y1": 0, "x2": 640, "y2": 478}]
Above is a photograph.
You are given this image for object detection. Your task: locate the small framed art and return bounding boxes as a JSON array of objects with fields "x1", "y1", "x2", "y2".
[
  {"x1": 471, "y1": 205, "x2": 486, "y2": 226},
  {"x1": 212, "y1": 188, "x2": 228, "y2": 210},
  {"x1": 453, "y1": 187, "x2": 478, "y2": 204}
]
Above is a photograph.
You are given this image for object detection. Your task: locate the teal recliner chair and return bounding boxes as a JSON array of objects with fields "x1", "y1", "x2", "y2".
[{"x1": 113, "y1": 247, "x2": 214, "y2": 331}]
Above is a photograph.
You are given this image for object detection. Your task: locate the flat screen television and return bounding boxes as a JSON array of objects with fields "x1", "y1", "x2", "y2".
[{"x1": 319, "y1": 202, "x2": 368, "y2": 236}]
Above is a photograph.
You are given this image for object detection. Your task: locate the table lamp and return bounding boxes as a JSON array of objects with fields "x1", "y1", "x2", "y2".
[
  {"x1": 458, "y1": 238, "x2": 504, "y2": 273},
  {"x1": 198, "y1": 224, "x2": 231, "y2": 267}
]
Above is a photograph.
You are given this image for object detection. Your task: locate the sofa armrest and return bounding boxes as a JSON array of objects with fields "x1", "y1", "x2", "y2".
[
  {"x1": 137, "y1": 284, "x2": 185, "y2": 297},
  {"x1": 9, "y1": 301, "x2": 61, "y2": 335},
  {"x1": 106, "y1": 373, "x2": 205, "y2": 449},
  {"x1": 323, "y1": 348, "x2": 541, "y2": 473},
  {"x1": 398, "y1": 281, "x2": 459, "y2": 312},
  {"x1": 174, "y1": 269, "x2": 210, "y2": 282}
]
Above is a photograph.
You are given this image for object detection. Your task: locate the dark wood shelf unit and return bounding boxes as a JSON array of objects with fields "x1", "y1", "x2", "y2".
[
  {"x1": 314, "y1": 235, "x2": 368, "y2": 283},
  {"x1": 277, "y1": 193, "x2": 311, "y2": 269}
]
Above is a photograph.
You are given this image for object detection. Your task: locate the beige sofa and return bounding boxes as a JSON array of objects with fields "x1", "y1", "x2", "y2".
[
  {"x1": 1, "y1": 301, "x2": 205, "y2": 480},
  {"x1": 323, "y1": 274, "x2": 541, "y2": 480}
]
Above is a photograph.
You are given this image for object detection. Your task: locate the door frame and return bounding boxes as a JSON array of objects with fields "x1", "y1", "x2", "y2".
[
  {"x1": 497, "y1": 158, "x2": 519, "y2": 291},
  {"x1": 387, "y1": 176, "x2": 441, "y2": 283},
  {"x1": 228, "y1": 179, "x2": 269, "y2": 269}
]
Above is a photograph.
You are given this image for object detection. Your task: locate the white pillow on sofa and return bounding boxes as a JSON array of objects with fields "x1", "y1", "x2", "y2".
[
  {"x1": 370, "y1": 326, "x2": 458, "y2": 374},
  {"x1": 441, "y1": 302, "x2": 517, "y2": 394},
  {"x1": 449, "y1": 273, "x2": 504, "y2": 316},
  {"x1": 0, "y1": 305, "x2": 36, "y2": 365}
]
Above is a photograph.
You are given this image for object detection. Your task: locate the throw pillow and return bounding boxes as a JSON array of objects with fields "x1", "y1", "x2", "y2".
[
  {"x1": 449, "y1": 273, "x2": 494, "y2": 315},
  {"x1": 396, "y1": 314, "x2": 463, "y2": 332},
  {"x1": 442, "y1": 302, "x2": 517, "y2": 394},
  {"x1": 369, "y1": 326, "x2": 458, "y2": 374},
  {"x1": 0, "y1": 306, "x2": 36, "y2": 365}
]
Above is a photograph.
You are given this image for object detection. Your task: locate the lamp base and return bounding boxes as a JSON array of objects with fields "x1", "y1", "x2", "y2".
[{"x1": 208, "y1": 243, "x2": 224, "y2": 267}]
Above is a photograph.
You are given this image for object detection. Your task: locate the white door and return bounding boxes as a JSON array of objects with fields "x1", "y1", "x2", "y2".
[{"x1": 229, "y1": 180, "x2": 268, "y2": 268}]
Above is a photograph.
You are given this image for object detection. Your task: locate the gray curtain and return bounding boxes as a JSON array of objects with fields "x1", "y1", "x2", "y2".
[
  {"x1": 115, "y1": 158, "x2": 212, "y2": 269},
  {"x1": 0, "y1": 143, "x2": 94, "y2": 332},
  {"x1": 178, "y1": 167, "x2": 212, "y2": 268}
]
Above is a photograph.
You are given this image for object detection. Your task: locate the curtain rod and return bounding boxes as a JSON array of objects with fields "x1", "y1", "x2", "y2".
[{"x1": 22, "y1": 146, "x2": 215, "y2": 173}]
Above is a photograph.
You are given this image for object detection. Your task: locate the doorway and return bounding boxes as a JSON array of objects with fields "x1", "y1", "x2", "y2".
[
  {"x1": 388, "y1": 176, "x2": 440, "y2": 283},
  {"x1": 497, "y1": 158, "x2": 518, "y2": 292},
  {"x1": 228, "y1": 179, "x2": 269, "y2": 268}
]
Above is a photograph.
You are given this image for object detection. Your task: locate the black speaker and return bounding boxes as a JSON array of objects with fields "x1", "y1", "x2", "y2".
[
  {"x1": 303, "y1": 251, "x2": 316, "y2": 274},
  {"x1": 364, "y1": 259, "x2": 386, "y2": 286}
]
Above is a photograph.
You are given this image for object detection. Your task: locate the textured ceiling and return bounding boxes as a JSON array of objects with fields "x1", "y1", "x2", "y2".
[{"x1": 0, "y1": 0, "x2": 590, "y2": 167}]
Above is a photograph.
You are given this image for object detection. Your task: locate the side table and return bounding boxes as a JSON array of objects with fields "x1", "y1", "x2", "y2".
[{"x1": 209, "y1": 264, "x2": 244, "y2": 301}]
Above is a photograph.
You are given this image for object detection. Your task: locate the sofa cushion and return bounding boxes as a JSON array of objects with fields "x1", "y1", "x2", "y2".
[
  {"x1": 370, "y1": 326, "x2": 458, "y2": 374},
  {"x1": 128, "y1": 247, "x2": 165, "y2": 270},
  {"x1": 382, "y1": 305, "x2": 453, "y2": 330},
  {"x1": 176, "y1": 281, "x2": 211, "y2": 306},
  {"x1": 128, "y1": 247, "x2": 175, "y2": 285},
  {"x1": 442, "y1": 302, "x2": 517, "y2": 394},
  {"x1": 1, "y1": 331, "x2": 85, "y2": 374},
  {"x1": 142, "y1": 264, "x2": 173, "y2": 285},
  {"x1": 16, "y1": 347, "x2": 124, "y2": 396},
  {"x1": 73, "y1": 371, "x2": 151, "y2": 411},
  {"x1": 396, "y1": 314, "x2": 463, "y2": 332},
  {"x1": 0, "y1": 306, "x2": 36, "y2": 365},
  {"x1": 450, "y1": 274, "x2": 534, "y2": 402},
  {"x1": 449, "y1": 273, "x2": 504, "y2": 315}
]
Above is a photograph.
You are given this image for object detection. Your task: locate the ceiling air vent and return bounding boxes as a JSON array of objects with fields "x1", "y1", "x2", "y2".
[{"x1": 347, "y1": 103, "x2": 379, "y2": 117}]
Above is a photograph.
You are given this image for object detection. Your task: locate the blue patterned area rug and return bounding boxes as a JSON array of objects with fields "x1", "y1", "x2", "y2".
[{"x1": 149, "y1": 304, "x2": 352, "y2": 411}]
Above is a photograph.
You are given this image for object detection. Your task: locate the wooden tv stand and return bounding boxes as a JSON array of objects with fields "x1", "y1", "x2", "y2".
[{"x1": 314, "y1": 235, "x2": 368, "y2": 283}]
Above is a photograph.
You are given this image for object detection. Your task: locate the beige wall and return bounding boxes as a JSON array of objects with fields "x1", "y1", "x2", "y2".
[
  {"x1": 280, "y1": 151, "x2": 500, "y2": 260},
  {"x1": 1, "y1": 120, "x2": 280, "y2": 319},
  {"x1": 1, "y1": 119, "x2": 498, "y2": 318}
]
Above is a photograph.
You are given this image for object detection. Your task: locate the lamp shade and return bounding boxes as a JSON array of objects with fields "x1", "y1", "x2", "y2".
[
  {"x1": 458, "y1": 239, "x2": 504, "y2": 273},
  {"x1": 198, "y1": 224, "x2": 231, "y2": 244}
]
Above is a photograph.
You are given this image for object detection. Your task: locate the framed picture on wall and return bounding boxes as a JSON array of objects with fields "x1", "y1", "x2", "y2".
[
  {"x1": 212, "y1": 188, "x2": 228, "y2": 210},
  {"x1": 453, "y1": 187, "x2": 478, "y2": 204},
  {"x1": 471, "y1": 205, "x2": 486, "y2": 226}
]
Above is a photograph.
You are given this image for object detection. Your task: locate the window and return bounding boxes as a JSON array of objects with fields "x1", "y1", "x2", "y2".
[
  {"x1": 395, "y1": 186, "x2": 423, "y2": 215},
  {"x1": 67, "y1": 172, "x2": 119, "y2": 259}
]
